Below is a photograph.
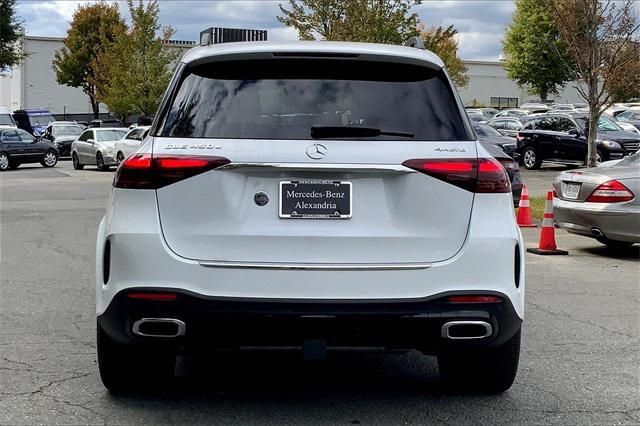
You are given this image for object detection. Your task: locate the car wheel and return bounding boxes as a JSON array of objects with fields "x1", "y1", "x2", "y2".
[
  {"x1": 96, "y1": 152, "x2": 109, "y2": 171},
  {"x1": 596, "y1": 150, "x2": 603, "y2": 164},
  {"x1": 438, "y1": 328, "x2": 521, "y2": 394},
  {"x1": 72, "y1": 153, "x2": 84, "y2": 170},
  {"x1": 40, "y1": 150, "x2": 58, "y2": 168},
  {"x1": 116, "y1": 151, "x2": 125, "y2": 165},
  {"x1": 522, "y1": 148, "x2": 541, "y2": 170},
  {"x1": 0, "y1": 152, "x2": 9, "y2": 171},
  {"x1": 97, "y1": 322, "x2": 176, "y2": 393}
]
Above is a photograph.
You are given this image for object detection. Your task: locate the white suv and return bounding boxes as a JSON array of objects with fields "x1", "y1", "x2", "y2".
[{"x1": 96, "y1": 41, "x2": 525, "y2": 393}]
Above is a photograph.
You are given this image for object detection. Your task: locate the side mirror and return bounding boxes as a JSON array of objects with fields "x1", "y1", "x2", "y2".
[
  {"x1": 32, "y1": 130, "x2": 41, "y2": 138},
  {"x1": 568, "y1": 129, "x2": 581, "y2": 137},
  {"x1": 87, "y1": 138, "x2": 95, "y2": 144}
]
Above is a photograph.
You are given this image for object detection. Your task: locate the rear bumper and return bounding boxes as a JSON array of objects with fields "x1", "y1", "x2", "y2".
[
  {"x1": 553, "y1": 198, "x2": 640, "y2": 242},
  {"x1": 98, "y1": 288, "x2": 522, "y2": 352}
]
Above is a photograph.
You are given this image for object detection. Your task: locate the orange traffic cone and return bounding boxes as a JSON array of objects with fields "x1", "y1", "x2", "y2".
[
  {"x1": 527, "y1": 191, "x2": 568, "y2": 255},
  {"x1": 517, "y1": 185, "x2": 537, "y2": 228}
]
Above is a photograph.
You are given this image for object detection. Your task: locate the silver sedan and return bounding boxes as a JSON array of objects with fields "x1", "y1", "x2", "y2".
[
  {"x1": 553, "y1": 152, "x2": 640, "y2": 248},
  {"x1": 71, "y1": 128, "x2": 128, "y2": 171}
]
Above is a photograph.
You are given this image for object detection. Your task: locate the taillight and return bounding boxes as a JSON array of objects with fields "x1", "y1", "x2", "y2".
[
  {"x1": 402, "y1": 158, "x2": 511, "y2": 193},
  {"x1": 498, "y1": 158, "x2": 519, "y2": 173},
  {"x1": 126, "y1": 292, "x2": 178, "y2": 301},
  {"x1": 113, "y1": 154, "x2": 230, "y2": 189},
  {"x1": 586, "y1": 180, "x2": 634, "y2": 203}
]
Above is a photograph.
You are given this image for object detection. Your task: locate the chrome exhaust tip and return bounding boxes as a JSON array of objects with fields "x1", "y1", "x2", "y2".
[
  {"x1": 441, "y1": 321, "x2": 492, "y2": 340},
  {"x1": 591, "y1": 228, "x2": 604, "y2": 237},
  {"x1": 132, "y1": 318, "x2": 186, "y2": 338}
]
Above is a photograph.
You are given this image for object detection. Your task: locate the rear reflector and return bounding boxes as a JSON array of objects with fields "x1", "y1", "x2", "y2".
[
  {"x1": 586, "y1": 180, "x2": 634, "y2": 203},
  {"x1": 114, "y1": 154, "x2": 230, "y2": 189},
  {"x1": 126, "y1": 292, "x2": 178, "y2": 301},
  {"x1": 448, "y1": 295, "x2": 501, "y2": 303},
  {"x1": 402, "y1": 158, "x2": 511, "y2": 193}
]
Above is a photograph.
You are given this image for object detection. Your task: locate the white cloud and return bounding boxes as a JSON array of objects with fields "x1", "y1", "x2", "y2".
[{"x1": 16, "y1": 0, "x2": 514, "y2": 60}]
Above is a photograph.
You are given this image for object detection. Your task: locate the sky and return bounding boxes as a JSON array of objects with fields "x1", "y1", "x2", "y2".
[{"x1": 16, "y1": 1, "x2": 516, "y2": 61}]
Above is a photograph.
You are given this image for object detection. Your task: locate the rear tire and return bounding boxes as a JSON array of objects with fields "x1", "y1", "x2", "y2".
[
  {"x1": 97, "y1": 323, "x2": 176, "y2": 393},
  {"x1": 522, "y1": 148, "x2": 541, "y2": 170},
  {"x1": 40, "y1": 150, "x2": 58, "y2": 168},
  {"x1": 72, "y1": 153, "x2": 84, "y2": 170},
  {"x1": 0, "y1": 153, "x2": 9, "y2": 171},
  {"x1": 438, "y1": 329, "x2": 521, "y2": 394}
]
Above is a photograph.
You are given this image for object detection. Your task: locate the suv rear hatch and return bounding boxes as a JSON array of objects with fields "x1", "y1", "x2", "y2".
[{"x1": 151, "y1": 55, "x2": 477, "y2": 265}]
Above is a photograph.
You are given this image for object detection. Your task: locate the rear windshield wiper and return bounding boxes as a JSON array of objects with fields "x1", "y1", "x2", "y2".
[{"x1": 310, "y1": 126, "x2": 414, "y2": 139}]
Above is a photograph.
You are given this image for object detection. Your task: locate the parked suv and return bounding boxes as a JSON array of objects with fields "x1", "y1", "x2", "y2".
[
  {"x1": 41, "y1": 121, "x2": 84, "y2": 157},
  {"x1": 515, "y1": 113, "x2": 639, "y2": 169},
  {"x1": 96, "y1": 41, "x2": 525, "y2": 393}
]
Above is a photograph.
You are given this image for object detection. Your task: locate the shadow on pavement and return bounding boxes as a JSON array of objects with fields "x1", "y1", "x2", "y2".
[{"x1": 579, "y1": 244, "x2": 640, "y2": 260}]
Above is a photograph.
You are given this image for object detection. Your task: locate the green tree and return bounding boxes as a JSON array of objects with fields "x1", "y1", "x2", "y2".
[
  {"x1": 278, "y1": 0, "x2": 421, "y2": 44},
  {"x1": 547, "y1": 0, "x2": 639, "y2": 167},
  {"x1": 503, "y1": 0, "x2": 574, "y2": 101},
  {"x1": 52, "y1": 2, "x2": 125, "y2": 118},
  {"x1": 0, "y1": 0, "x2": 24, "y2": 69},
  {"x1": 94, "y1": 0, "x2": 178, "y2": 123},
  {"x1": 420, "y1": 25, "x2": 469, "y2": 88}
]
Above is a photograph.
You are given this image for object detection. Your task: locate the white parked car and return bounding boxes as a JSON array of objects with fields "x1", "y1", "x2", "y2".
[
  {"x1": 96, "y1": 40, "x2": 525, "y2": 393},
  {"x1": 71, "y1": 127, "x2": 128, "y2": 171},
  {"x1": 114, "y1": 126, "x2": 150, "y2": 164}
]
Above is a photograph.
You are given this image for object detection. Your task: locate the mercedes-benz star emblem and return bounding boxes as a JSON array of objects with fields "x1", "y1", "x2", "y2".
[{"x1": 306, "y1": 143, "x2": 328, "y2": 160}]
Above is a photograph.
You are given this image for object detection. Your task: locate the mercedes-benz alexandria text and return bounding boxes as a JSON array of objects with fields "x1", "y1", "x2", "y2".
[{"x1": 96, "y1": 41, "x2": 525, "y2": 393}]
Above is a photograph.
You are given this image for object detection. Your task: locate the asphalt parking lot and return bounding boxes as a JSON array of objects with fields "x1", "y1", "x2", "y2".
[{"x1": 1, "y1": 161, "x2": 638, "y2": 424}]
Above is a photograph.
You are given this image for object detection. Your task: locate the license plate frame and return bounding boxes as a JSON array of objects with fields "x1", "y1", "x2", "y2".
[
  {"x1": 564, "y1": 182, "x2": 581, "y2": 199},
  {"x1": 279, "y1": 180, "x2": 352, "y2": 219}
]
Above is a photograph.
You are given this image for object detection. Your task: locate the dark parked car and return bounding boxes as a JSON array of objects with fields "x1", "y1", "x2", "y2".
[
  {"x1": 488, "y1": 117, "x2": 523, "y2": 138},
  {"x1": 481, "y1": 141, "x2": 523, "y2": 207},
  {"x1": 474, "y1": 124, "x2": 517, "y2": 156},
  {"x1": 515, "y1": 113, "x2": 640, "y2": 169},
  {"x1": 12, "y1": 109, "x2": 56, "y2": 136},
  {"x1": 41, "y1": 121, "x2": 84, "y2": 157},
  {"x1": 0, "y1": 128, "x2": 58, "y2": 170}
]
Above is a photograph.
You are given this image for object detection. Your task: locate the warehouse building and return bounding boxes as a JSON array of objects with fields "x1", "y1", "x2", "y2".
[{"x1": 1, "y1": 35, "x2": 585, "y2": 117}]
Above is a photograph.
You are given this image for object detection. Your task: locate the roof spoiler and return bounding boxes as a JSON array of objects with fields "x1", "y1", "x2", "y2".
[{"x1": 404, "y1": 37, "x2": 425, "y2": 50}]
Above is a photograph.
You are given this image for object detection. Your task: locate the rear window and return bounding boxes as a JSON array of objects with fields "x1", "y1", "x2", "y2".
[{"x1": 159, "y1": 59, "x2": 470, "y2": 141}]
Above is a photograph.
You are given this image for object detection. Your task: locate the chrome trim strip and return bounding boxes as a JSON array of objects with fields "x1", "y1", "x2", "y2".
[
  {"x1": 441, "y1": 321, "x2": 493, "y2": 340},
  {"x1": 219, "y1": 162, "x2": 415, "y2": 173},
  {"x1": 198, "y1": 260, "x2": 431, "y2": 270},
  {"x1": 132, "y1": 318, "x2": 186, "y2": 338}
]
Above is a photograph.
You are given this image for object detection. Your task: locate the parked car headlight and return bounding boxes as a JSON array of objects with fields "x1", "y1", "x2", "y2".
[{"x1": 599, "y1": 140, "x2": 621, "y2": 149}]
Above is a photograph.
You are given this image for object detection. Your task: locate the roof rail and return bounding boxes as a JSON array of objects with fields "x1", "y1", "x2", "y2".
[{"x1": 404, "y1": 37, "x2": 425, "y2": 50}]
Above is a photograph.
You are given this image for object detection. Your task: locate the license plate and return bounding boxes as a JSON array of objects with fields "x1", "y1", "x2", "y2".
[
  {"x1": 280, "y1": 181, "x2": 352, "y2": 219},
  {"x1": 564, "y1": 182, "x2": 581, "y2": 199}
]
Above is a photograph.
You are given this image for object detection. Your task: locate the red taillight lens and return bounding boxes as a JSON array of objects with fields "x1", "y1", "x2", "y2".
[
  {"x1": 586, "y1": 180, "x2": 634, "y2": 203},
  {"x1": 447, "y1": 295, "x2": 501, "y2": 303},
  {"x1": 126, "y1": 292, "x2": 178, "y2": 301},
  {"x1": 402, "y1": 158, "x2": 511, "y2": 193},
  {"x1": 114, "y1": 154, "x2": 230, "y2": 189}
]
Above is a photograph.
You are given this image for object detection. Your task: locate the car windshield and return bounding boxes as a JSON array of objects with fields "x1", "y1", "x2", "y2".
[
  {"x1": 574, "y1": 117, "x2": 622, "y2": 131},
  {"x1": 96, "y1": 129, "x2": 127, "y2": 142},
  {"x1": 29, "y1": 113, "x2": 55, "y2": 126},
  {"x1": 616, "y1": 152, "x2": 640, "y2": 167},
  {"x1": 160, "y1": 59, "x2": 471, "y2": 141},
  {"x1": 0, "y1": 114, "x2": 14, "y2": 126},
  {"x1": 474, "y1": 124, "x2": 502, "y2": 137},
  {"x1": 52, "y1": 125, "x2": 83, "y2": 136}
]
